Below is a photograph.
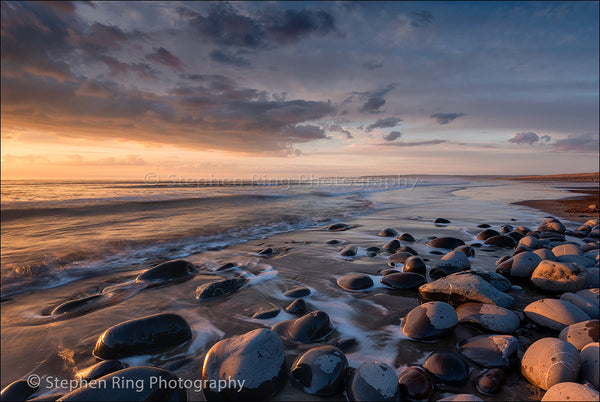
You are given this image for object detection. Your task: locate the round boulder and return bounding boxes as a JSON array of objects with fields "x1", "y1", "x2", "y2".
[
  {"x1": 558, "y1": 319, "x2": 599, "y2": 350},
  {"x1": 379, "y1": 228, "x2": 398, "y2": 237},
  {"x1": 580, "y1": 342, "x2": 599, "y2": 388},
  {"x1": 475, "y1": 368, "x2": 506, "y2": 395},
  {"x1": 428, "y1": 237, "x2": 465, "y2": 250},
  {"x1": 0, "y1": 380, "x2": 38, "y2": 402},
  {"x1": 424, "y1": 352, "x2": 470, "y2": 387},
  {"x1": 531, "y1": 261, "x2": 588, "y2": 293},
  {"x1": 477, "y1": 229, "x2": 500, "y2": 241},
  {"x1": 284, "y1": 287, "x2": 311, "y2": 298},
  {"x1": 401, "y1": 301, "x2": 458, "y2": 341},
  {"x1": 60, "y1": 367, "x2": 186, "y2": 401},
  {"x1": 524, "y1": 299, "x2": 590, "y2": 331},
  {"x1": 438, "y1": 250, "x2": 471, "y2": 270},
  {"x1": 337, "y1": 273, "x2": 373, "y2": 290},
  {"x1": 272, "y1": 311, "x2": 334, "y2": 343},
  {"x1": 484, "y1": 235, "x2": 517, "y2": 248},
  {"x1": 398, "y1": 366, "x2": 433, "y2": 402},
  {"x1": 403, "y1": 256, "x2": 427, "y2": 275},
  {"x1": 521, "y1": 337, "x2": 580, "y2": 390},
  {"x1": 93, "y1": 313, "x2": 192, "y2": 359},
  {"x1": 347, "y1": 361, "x2": 399, "y2": 401},
  {"x1": 537, "y1": 218, "x2": 566, "y2": 234},
  {"x1": 76, "y1": 360, "x2": 125, "y2": 382},
  {"x1": 289, "y1": 345, "x2": 348, "y2": 396},
  {"x1": 398, "y1": 233, "x2": 416, "y2": 242},
  {"x1": 497, "y1": 251, "x2": 541, "y2": 278},
  {"x1": 560, "y1": 292, "x2": 599, "y2": 319},
  {"x1": 456, "y1": 302, "x2": 520, "y2": 333},
  {"x1": 458, "y1": 334, "x2": 518, "y2": 369},
  {"x1": 286, "y1": 298, "x2": 307, "y2": 315},
  {"x1": 541, "y1": 382, "x2": 599, "y2": 401},
  {"x1": 381, "y1": 272, "x2": 426, "y2": 290},
  {"x1": 136, "y1": 259, "x2": 196, "y2": 282},
  {"x1": 340, "y1": 245, "x2": 358, "y2": 257},
  {"x1": 196, "y1": 278, "x2": 248, "y2": 300},
  {"x1": 202, "y1": 328, "x2": 286, "y2": 401}
]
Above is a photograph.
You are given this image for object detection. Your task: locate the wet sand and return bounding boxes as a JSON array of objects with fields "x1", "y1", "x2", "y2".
[
  {"x1": 514, "y1": 187, "x2": 599, "y2": 223},
  {"x1": 1, "y1": 180, "x2": 596, "y2": 401}
]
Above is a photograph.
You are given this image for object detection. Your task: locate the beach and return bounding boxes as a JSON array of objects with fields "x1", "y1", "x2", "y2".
[{"x1": 1, "y1": 177, "x2": 598, "y2": 401}]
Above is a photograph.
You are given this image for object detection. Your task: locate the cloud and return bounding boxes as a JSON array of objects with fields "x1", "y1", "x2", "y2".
[
  {"x1": 552, "y1": 133, "x2": 599, "y2": 152},
  {"x1": 380, "y1": 139, "x2": 446, "y2": 147},
  {"x1": 410, "y1": 11, "x2": 435, "y2": 27},
  {"x1": 363, "y1": 60, "x2": 383, "y2": 70},
  {"x1": 430, "y1": 112, "x2": 465, "y2": 125},
  {"x1": 328, "y1": 124, "x2": 353, "y2": 139},
  {"x1": 1, "y1": 73, "x2": 336, "y2": 155},
  {"x1": 184, "y1": 3, "x2": 337, "y2": 48},
  {"x1": 63, "y1": 154, "x2": 147, "y2": 165},
  {"x1": 367, "y1": 117, "x2": 403, "y2": 131},
  {"x1": 383, "y1": 131, "x2": 403, "y2": 141},
  {"x1": 145, "y1": 47, "x2": 185, "y2": 71},
  {"x1": 209, "y1": 49, "x2": 251, "y2": 67},
  {"x1": 508, "y1": 131, "x2": 542, "y2": 144},
  {"x1": 265, "y1": 9, "x2": 336, "y2": 44},
  {"x1": 357, "y1": 83, "x2": 398, "y2": 114}
]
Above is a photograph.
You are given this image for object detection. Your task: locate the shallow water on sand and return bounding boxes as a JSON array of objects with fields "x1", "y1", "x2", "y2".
[{"x1": 0, "y1": 179, "x2": 589, "y2": 400}]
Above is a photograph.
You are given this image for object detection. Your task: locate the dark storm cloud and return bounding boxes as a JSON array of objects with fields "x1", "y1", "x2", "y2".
[
  {"x1": 209, "y1": 49, "x2": 251, "y2": 67},
  {"x1": 508, "y1": 132, "x2": 541, "y2": 144},
  {"x1": 367, "y1": 117, "x2": 403, "y2": 131},
  {"x1": 328, "y1": 124, "x2": 353, "y2": 139},
  {"x1": 552, "y1": 133, "x2": 599, "y2": 152},
  {"x1": 430, "y1": 112, "x2": 465, "y2": 125},
  {"x1": 145, "y1": 47, "x2": 185, "y2": 71},
  {"x1": 1, "y1": 2, "x2": 149, "y2": 81},
  {"x1": 357, "y1": 83, "x2": 398, "y2": 114},
  {"x1": 383, "y1": 131, "x2": 402, "y2": 141},
  {"x1": 1, "y1": 1, "x2": 76, "y2": 80},
  {"x1": 410, "y1": 11, "x2": 434, "y2": 27},
  {"x1": 265, "y1": 9, "x2": 336, "y2": 44},
  {"x1": 100, "y1": 56, "x2": 158, "y2": 79},
  {"x1": 363, "y1": 60, "x2": 383, "y2": 70},
  {"x1": 380, "y1": 139, "x2": 446, "y2": 147},
  {"x1": 1, "y1": 72, "x2": 336, "y2": 155},
  {"x1": 183, "y1": 3, "x2": 337, "y2": 48}
]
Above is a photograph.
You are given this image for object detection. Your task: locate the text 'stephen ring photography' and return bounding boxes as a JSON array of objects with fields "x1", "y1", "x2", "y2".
[{"x1": 1, "y1": 1, "x2": 598, "y2": 402}]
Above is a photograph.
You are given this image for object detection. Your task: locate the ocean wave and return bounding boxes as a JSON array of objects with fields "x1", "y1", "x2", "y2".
[{"x1": 0, "y1": 193, "x2": 289, "y2": 221}]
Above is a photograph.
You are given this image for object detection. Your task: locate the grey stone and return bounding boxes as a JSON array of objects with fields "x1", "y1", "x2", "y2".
[
  {"x1": 560, "y1": 293, "x2": 599, "y2": 319},
  {"x1": 524, "y1": 299, "x2": 590, "y2": 331},
  {"x1": 456, "y1": 302, "x2": 520, "y2": 333},
  {"x1": 419, "y1": 272, "x2": 514, "y2": 308},
  {"x1": 347, "y1": 361, "x2": 399, "y2": 401},
  {"x1": 559, "y1": 320, "x2": 599, "y2": 350},
  {"x1": 531, "y1": 261, "x2": 588, "y2": 293},
  {"x1": 521, "y1": 337, "x2": 580, "y2": 390},
  {"x1": 202, "y1": 328, "x2": 286, "y2": 400},
  {"x1": 541, "y1": 382, "x2": 599, "y2": 401},
  {"x1": 458, "y1": 334, "x2": 518, "y2": 369},
  {"x1": 580, "y1": 342, "x2": 599, "y2": 388},
  {"x1": 401, "y1": 301, "x2": 458, "y2": 341}
]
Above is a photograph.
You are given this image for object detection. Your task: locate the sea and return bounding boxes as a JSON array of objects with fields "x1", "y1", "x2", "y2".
[{"x1": 0, "y1": 176, "x2": 583, "y2": 297}]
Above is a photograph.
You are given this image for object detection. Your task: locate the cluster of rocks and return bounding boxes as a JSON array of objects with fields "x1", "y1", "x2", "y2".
[
  {"x1": 331, "y1": 216, "x2": 599, "y2": 400},
  {"x1": 3, "y1": 216, "x2": 599, "y2": 401}
]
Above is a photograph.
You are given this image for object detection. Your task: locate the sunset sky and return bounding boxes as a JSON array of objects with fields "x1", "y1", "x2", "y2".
[{"x1": 1, "y1": 1, "x2": 598, "y2": 179}]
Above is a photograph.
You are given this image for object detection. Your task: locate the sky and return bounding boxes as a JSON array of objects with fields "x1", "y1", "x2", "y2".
[{"x1": 1, "y1": 1, "x2": 598, "y2": 179}]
